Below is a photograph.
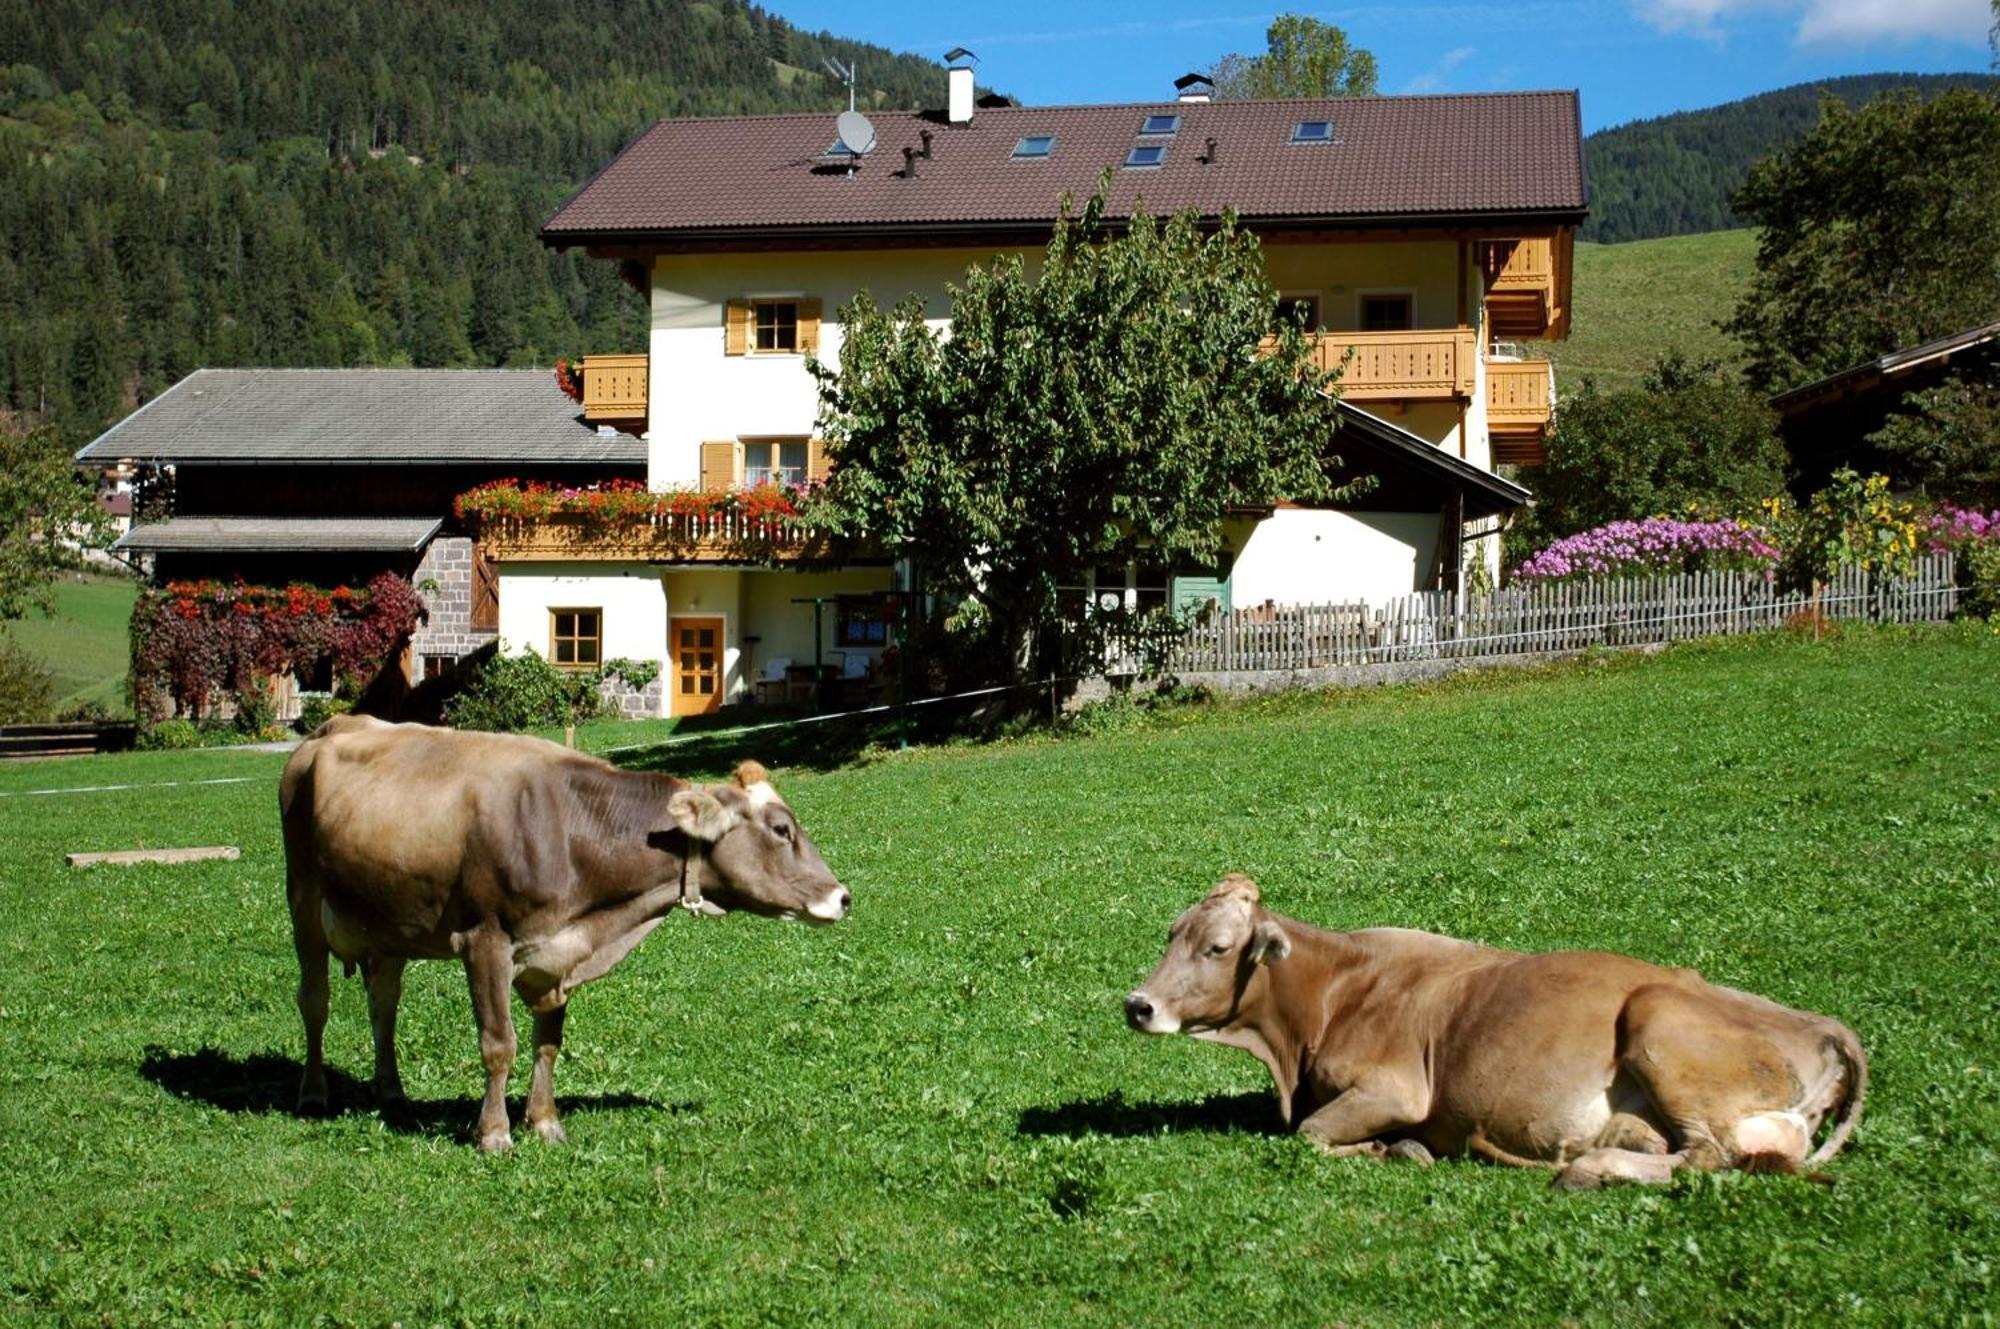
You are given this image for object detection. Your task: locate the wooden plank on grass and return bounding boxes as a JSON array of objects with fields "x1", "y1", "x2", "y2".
[{"x1": 67, "y1": 846, "x2": 241, "y2": 868}]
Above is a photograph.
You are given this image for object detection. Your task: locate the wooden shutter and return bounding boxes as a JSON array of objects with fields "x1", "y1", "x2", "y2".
[
  {"x1": 796, "y1": 298, "x2": 822, "y2": 356},
  {"x1": 724, "y1": 300, "x2": 751, "y2": 356},
  {"x1": 806, "y1": 437, "x2": 835, "y2": 483},
  {"x1": 700, "y1": 439, "x2": 741, "y2": 490},
  {"x1": 470, "y1": 545, "x2": 499, "y2": 631}
]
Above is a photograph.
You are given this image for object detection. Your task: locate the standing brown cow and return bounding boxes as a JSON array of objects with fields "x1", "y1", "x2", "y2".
[
  {"x1": 280, "y1": 715, "x2": 850, "y2": 1151},
  {"x1": 1125, "y1": 874, "x2": 1865, "y2": 1188}
]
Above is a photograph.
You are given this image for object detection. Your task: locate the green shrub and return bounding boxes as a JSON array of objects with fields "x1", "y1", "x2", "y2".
[
  {"x1": 0, "y1": 638, "x2": 56, "y2": 724},
  {"x1": 138, "y1": 717, "x2": 200, "y2": 750},
  {"x1": 232, "y1": 686, "x2": 277, "y2": 736},
  {"x1": 444, "y1": 649, "x2": 603, "y2": 733},
  {"x1": 295, "y1": 692, "x2": 352, "y2": 733},
  {"x1": 1963, "y1": 541, "x2": 2000, "y2": 619},
  {"x1": 56, "y1": 699, "x2": 115, "y2": 724}
]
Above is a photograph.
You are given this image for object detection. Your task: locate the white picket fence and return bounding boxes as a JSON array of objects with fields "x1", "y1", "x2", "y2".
[{"x1": 1151, "y1": 555, "x2": 1960, "y2": 674}]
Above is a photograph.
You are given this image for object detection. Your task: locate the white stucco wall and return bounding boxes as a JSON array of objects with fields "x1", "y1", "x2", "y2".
[
  {"x1": 495, "y1": 562, "x2": 894, "y2": 708},
  {"x1": 648, "y1": 248, "x2": 1031, "y2": 489},
  {"x1": 1230, "y1": 510, "x2": 1441, "y2": 608},
  {"x1": 497, "y1": 563, "x2": 669, "y2": 714}
]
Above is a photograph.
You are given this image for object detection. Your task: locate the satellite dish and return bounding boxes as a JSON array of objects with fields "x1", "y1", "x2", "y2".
[{"x1": 836, "y1": 109, "x2": 876, "y2": 157}]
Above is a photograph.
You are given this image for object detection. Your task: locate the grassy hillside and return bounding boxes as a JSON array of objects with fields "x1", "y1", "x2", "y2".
[
  {"x1": 0, "y1": 626, "x2": 1994, "y2": 1323},
  {"x1": 0, "y1": 573, "x2": 137, "y2": 716},
  {"x1": 1583, "y1": 72, "x2": 2000, "y2": 243},
  {"x1": 1533, "y1": 228, "x2": 1757, "y2": 393}
]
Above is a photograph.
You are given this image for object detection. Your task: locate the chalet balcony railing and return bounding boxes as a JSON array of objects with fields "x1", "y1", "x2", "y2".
[
  {"x1": 1480, "y1": 237, "x2": 1554, "y2": 291},
  {"x1": 581, "y1": 353, "x2": 648, "y2": 427},
  {"x1": 1300, "y1": 328, "x2": 1479, "y2": 401},
  {"x1": 476, "y1": 508, "x2": 837, "y2": 563},
  {"x1": 1487, "y1": 358, "x2": 1554, "y2": 431}
]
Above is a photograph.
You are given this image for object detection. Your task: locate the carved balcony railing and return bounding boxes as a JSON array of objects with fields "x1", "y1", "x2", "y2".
[{"x1": 580, "y1": 353, "x2": 648, "y2": 429}]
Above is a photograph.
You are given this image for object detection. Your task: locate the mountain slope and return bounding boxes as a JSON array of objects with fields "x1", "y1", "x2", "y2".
[
  {"x1": 1584, "y1": 73, "x2": 2000, "y2": 243},
  {"x1": 1532, "y1": 230, "x2": 1757, "y2": 392},
  {"x1": 0, "y1": 1, "x2": 950, "y2": 450}
]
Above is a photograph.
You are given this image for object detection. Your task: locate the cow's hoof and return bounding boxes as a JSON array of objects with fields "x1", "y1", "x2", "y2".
[
  {"x1": 296, "y1": 1085, "x2": 331, "y2": 1118},
  {"x1": 1553, "y1": 1163, "x2": 1603, "y2": 1191},
  {"x1": 530, "y1": 1117, "x2": 569, "y2": 1146},
  {"x1": 1386, "y1": 1139, "x2": 1435, "y2": 1167},
  {"x1": 478, "y1": 1129, "x2": 515, "y2": 1154}
]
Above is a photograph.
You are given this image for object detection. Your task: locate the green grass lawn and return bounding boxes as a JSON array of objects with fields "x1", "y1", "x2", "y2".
[
  {"x1": 0, "y1": 572, "x2": 139, "y2": 716},
  {"x1": 1535, "y1": 229, "x2": 1758, "y2": 393},
  {"x1": 2, "y1": 626, "x2": 1995, "y2": 1325}
]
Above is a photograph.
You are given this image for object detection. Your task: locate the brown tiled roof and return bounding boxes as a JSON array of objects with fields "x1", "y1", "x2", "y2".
[{"x1": 542, "y1": 92, "x2": 1586, "y2": 246}]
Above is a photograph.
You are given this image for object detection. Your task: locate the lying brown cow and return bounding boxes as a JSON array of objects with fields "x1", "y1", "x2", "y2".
[
  {"x1": 1125, "y1": 875, "x2": 1865, "y2": 1187},
  {"x1": 280, "y1": 715, "x2": 850, "y2": 1151}
]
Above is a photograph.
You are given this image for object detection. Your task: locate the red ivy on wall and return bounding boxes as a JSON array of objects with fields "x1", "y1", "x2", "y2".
[{"x1": 130, "y1": 573, "x2": 424, "y2": 721}]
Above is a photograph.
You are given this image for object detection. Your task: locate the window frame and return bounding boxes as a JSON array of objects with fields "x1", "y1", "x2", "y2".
[
  {"x1": 1124, "y1": 143, "x2": 1168, "y2": 170},
  {"x1": 1291, "y1": 119, "x2": 1334, "y2": 144},
  {"x1": 741, "y1": 435, "x2": 810, "y2": 487},
  {"x1": 751, "y1": 298, "x2": 800, "y2": 355},
  {"x1": 1138, "y1": 113, "x2": 1181, "y2": 137},
  {"x1": 1356, "y1": 289, "x2": 1417, "y2": 333},
  {"x1": 549, "y1": 607, "x2": 603, "y2": 671},
  {"x1": 1011, "y1": 134, "x2": 1056, "y2": 159},
  {"x1": 835, "y1": 595, "x2": 892, "y2": 648}
]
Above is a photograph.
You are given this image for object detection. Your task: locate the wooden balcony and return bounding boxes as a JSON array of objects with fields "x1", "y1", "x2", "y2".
[
  {"x1": 479, "y1": 510, "x2": 835, "y2": 565},
  {"x1": 1303, "y1": 328, "x2": 1479, "y2": 401},
  {"x1": 1487, "y1": 357, "x2": 1555, "y2": 465},
  {"x1": 581, "y1": 353, "x2": 648, "y2": 429},
  {"x1": 1480, "y1": 236, "x2": 1570, "y2": 340}
]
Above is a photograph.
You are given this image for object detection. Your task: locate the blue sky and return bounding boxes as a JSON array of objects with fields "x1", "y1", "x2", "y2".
[{"x1": 774, "y1": 1, "x2": 1995, "y2": 131}]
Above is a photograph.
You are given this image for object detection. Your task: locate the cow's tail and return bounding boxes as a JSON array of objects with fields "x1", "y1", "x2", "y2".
[{"x1": 1804, "y1": 1023, "x2": 1868, "y2": 1167}]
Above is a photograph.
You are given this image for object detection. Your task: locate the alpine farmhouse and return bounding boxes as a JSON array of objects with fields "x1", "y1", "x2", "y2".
[{"x1": 82, "y1": 65, "x2": 1585, "y2": 720}]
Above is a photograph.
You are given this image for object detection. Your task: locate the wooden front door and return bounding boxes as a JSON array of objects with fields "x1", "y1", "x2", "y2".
[{"x1": 670, "y1": 617, "x2": 725, "y2": 716}]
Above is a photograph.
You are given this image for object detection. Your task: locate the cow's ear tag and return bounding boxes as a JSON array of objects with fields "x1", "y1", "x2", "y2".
[
  {"x1": 1247, "y1": 919, "x2": 1292, "y2": 967},
  {"x1": 666, "y1": 790, "x2": 740, "y2": 842}
]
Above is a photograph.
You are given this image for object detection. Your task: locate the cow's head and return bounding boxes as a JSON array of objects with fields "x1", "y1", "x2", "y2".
[
  {"x1": 1125, "y1": 874, "x2": 1290, "y2": 1034},
  {"x1": 665, "y1": 760, "x2": 850, "y2": 924}
]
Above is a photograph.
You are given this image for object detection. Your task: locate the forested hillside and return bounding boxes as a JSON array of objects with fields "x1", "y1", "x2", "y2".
[
  {"x1": 1584, "y1": 73, "x2": 2000, "y2": 243},
  {"x1": 0, "y1": 1, "x2": 948, "y2": 447}
]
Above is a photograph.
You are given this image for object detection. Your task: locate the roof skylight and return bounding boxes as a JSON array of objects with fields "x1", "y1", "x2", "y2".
[
  {"x1": 1124, "y1": 143, "x2": 1167, "y2": 169},
  {"x1": 1012, "y1": 135, "x2": 1056, "y2": 159},
  {"x1": 1291, "y1": 119, "x2": 1334, "y2": 143},
  {"x1": 1139, "y1": 113, "x2": 1181, "y2": 136}
]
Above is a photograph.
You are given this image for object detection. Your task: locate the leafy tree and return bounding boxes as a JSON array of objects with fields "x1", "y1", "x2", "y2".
[
  {"x1": 810, "y1": 189, "x2": 1353, "y2": 683},
  {"x1": 0, "y1": 410, "x2": 109, "y2": 619},
  {"x1": 1868, "y1": 372, "x2": 2000, "y2": 508},
  {"x1": 1507, "y1": 354, "x2": 1787, "y2": 564},
  {"x1": 1211, "y1": 16, "x2": 1378, "y2": 100},
  {"x1": 1725, "y1": 89, "x2": 2000, "y2": 395}
]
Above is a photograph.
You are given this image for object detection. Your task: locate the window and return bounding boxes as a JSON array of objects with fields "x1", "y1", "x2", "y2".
[
  {"x1": 836, "y1": 595, "x2": 891, "y2": 647},
  {"x1": 550, "y1": 608, "x2": 602, "y2": 670},
  {"x1": 743, "y1": 438, "x2": 809, "y2": 486},
  {"x1": 1012, "y1": 135, "x2": 1056, "y2": 159},
  {"x1": 753, "y1": 300, "x2": 798, "y2": 353},
  {"x1": 421, "y1": 653, "x2": 459, "y2": 683},
  {"x1": 1359, "y1": 293, "x2": 1415, "y2": 332},
  {"x1": 1124, "y1": 143, "x2": 1167, "y2": 169},
  {"x1": 1276, "y1": 293, "x2": 1322, "y2": 329},
  {"x1": 1291, "y1": 119, "x2": 1334, "y2": 143},
  {"x1": 1139, "y1": 113, "x2": 1180, "y2": 136}
]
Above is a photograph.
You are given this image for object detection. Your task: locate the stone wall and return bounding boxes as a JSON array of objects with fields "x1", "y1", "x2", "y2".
[
  {"x1": 411, "y1": 536, "x2": 496, "y2": 674},
  {"x1": 598, "y1": 672, "x2": 667, "y2": 719}
]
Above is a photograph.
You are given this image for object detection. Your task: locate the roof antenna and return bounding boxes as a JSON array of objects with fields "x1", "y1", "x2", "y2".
[{"x1": 821, "y1": 57, "x2": 858, "y2": 113}]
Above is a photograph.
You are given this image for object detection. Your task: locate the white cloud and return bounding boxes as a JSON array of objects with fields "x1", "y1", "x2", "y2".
[
  {"x1": 1633, "y1": 0, "x2": 1991, "y2": 43},
  {"x1": 1400, "y1": 46, "x2": 1477, "y2": 93},
  {"x1": 1795, "y1": 0, "x2": 1991, "y2": 45}
]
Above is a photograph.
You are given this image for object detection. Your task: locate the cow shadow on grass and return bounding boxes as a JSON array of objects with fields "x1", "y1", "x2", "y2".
[
  {"x1": 1017, "y1": 1089, "x2": 1285, "y2": 1139},
  {"x1": 140, "y1": 1046, "x2": 693, "y2": 1143}
]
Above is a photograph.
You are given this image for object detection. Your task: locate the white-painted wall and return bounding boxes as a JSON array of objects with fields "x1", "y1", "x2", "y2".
[
  {"x1": 740, "y1": 567, "x2": 896, "y2": 698},
  {"x1": 497, "y1": 563, "x2": 669, "y2": 715},
  {"x1": 1230, "y1": 509, "x2": 1440, "y2": 608}
]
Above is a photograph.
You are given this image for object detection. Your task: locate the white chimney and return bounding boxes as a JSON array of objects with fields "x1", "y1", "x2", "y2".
[{"x1": 945, "y1": 47, "x2": 978, "y2": 125}]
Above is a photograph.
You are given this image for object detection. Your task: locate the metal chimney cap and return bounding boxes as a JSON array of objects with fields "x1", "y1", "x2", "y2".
[
  {"x1": 944, "y1": 47, "x2": 978, "y2": 66},
  {"x1": 1174, "y1": 72, "x2": 1214, "y2": 92}
]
